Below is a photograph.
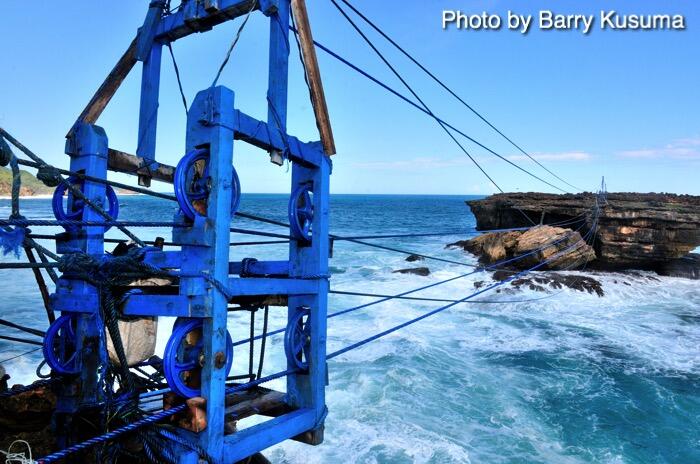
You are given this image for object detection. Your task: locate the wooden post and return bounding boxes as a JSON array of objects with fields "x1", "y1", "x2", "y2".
[
  {"x1": 70, "y1": 38, "x2": 138, "y2": 133},
  {"x1": 291, "y1": 0, "x2": 336, "y2": 155}
]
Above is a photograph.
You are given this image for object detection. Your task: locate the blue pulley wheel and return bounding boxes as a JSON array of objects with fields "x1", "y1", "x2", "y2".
[
  {"x1": 174, "y1": 148, "x2": 241, "y2": 221},
  {"x1": 43, "y1": 314, "x2": 81, "y2": 375},
  {"x1": 163, "y1": 317, "x2": 234, "y2": 398},
  {"x1": 52, "y1": 176, "x2": 119, "y2": 231},
  {"x1": 284, "y1": 306, "x2": 311, "y2": 371},
  {"x1": 288, "y1": 184, "x2": 314, "y2": 242}
]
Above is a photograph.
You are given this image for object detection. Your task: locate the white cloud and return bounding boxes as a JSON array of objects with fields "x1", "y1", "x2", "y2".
[
  {"x1": 508, "y1": 151, "x2": 593, "y2": 162},
  {"x1": 618, "y1": 137, "x2": 700, "y2": 159}
]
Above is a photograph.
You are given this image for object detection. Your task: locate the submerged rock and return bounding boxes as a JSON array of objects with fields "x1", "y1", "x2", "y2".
[
  {"x1": 466, "y1": 192, "x2": 700, "y2": 270},
  {"x1": 448, "y1": 225, "x2": 596, "y2": 271},
  {"x1": 393, "y1": 267, "x2": 431, "y2": 276},
  {"x1": 492, "y1": 270, "x2": 604, "y2": 296},
  {"x1": 405, "y1": 254, "x2": 424, "y2": 262}
]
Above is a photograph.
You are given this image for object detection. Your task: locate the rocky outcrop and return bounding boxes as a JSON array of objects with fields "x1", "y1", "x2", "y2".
[
  {"x1": 466, "y1": 192, "x2": 700, "y2": 271},
  {"x1": 659, "y1": 253, "x2": 700, "y2": 280},
  {"x1": 448, "y1": 225, "x2": 596, "y2": 271},
  {"x1": 393, "y1": 267, "x2": 431, "y2": 276},
  {"x1": 492, "y1": 270, "x2": 604, "y2": 296}
]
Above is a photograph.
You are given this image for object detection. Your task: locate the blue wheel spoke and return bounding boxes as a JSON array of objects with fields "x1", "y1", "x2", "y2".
[{"x1": 175, "y1": 360, "x2": 198, "y2": 371}]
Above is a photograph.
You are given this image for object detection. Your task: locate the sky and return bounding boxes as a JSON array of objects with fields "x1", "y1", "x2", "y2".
[{"x1": 1, "y1": 1, "x2": 699, "y2": 195}]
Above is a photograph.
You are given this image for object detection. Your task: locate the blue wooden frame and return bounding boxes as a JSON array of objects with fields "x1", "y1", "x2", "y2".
[{"x1": 49, "y1": 1, "x2": 330, "y2": 462}]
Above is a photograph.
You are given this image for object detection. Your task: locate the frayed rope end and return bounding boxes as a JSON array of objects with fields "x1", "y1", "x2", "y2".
[{"x1": 0, "y1": 227, "x2": 25, "y2": 258}]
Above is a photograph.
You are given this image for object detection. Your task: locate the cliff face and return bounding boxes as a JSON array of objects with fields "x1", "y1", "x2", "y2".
[
  {"x1": 0, "y1": 167, "x2": 53, "y2": 196},
  {"x1": 467, "y1": 192, "x2": 700, "y2": 270}
]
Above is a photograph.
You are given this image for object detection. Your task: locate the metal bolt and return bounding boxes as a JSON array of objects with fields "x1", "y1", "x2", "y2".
[{"x1": 214, "y1": 351, "x2": 226, "y2": 369}]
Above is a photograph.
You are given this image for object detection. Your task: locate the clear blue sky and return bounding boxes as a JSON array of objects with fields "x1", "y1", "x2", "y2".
[{"x1": 1, "y1": 1, "x2": 698, "y2": 194}]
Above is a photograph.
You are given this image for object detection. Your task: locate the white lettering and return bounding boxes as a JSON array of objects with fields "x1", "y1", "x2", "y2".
[
  {"x1": 441, "y1": 10, "x2": 501, "y2": 31},
  {"x1": 442, "y1": 10, "x2": 457, "y2": 29},
  {"x1": 540, "y1": 10, "x2": 554, "y2": 30},
  {"x1": 508, "y1": 11, "x2": 532, "y2": 34}
]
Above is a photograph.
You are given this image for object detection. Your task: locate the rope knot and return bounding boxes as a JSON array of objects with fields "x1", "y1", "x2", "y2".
[
  {"x1": 240, "y1": 258, "x2": 258, "y2": 277},
  {"x1": 58, "y1": 253, "x2": 101, "y2": 280},
  {"x1": 36, "y1": 165, "x2": 63, "y2": 187}
]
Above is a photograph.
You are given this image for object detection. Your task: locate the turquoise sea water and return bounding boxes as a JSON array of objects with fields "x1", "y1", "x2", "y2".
[{"x1": 0, "y1": 194, "x2": 698, "y2": 463}]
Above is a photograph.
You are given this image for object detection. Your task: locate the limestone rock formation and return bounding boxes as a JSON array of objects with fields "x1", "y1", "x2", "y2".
[
  {"x1": 448, "y1": 225, "x2": 596, "y2": 271},
  {"x1": 466, "y1": 192, "x2": 700, "y2": 271},
  {"x1": 659, "y1": 253, "x2": 700, "y2": 280}
]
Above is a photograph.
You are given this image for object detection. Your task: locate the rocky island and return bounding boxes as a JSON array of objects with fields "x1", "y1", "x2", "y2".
[{"x1": 445, "y1": 192, "x2": 700, "y2": 294}]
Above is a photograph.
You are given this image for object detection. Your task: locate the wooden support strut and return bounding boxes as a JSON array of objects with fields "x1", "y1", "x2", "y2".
[
  {"x1": 69, "y1": 38, "x2": 138, "y2": 135},
  {"x1": 291, "y1": 0, "x2": 336, "y2": 155}
]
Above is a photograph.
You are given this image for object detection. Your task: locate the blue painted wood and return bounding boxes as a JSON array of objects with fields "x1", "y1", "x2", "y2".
[
  {"x1": 137, "y1": 42, "x2": 163, "y2": 162},
  {"x1": 177, "y1": 86, "x2": 236, "y2": 463},
  {"x1": 258, "y1": 0, "x2": 280, "y2": 16},
  {"x1": 229, "y1": 260, "x2": 289, "y2": 276},
  {"x1": 226, "y1": 277, "x2": 319, "y2": 296},
  {"x1": 233, "y1": 110, "x2": 322, "y2": 167},
  {"x1": 50, "y1": 293, "x2": 100, "y2": 313},
  {"x1": 143, "y1": 250, "x2": 182, "y2": 268},
  {"x1": 121, "y1": 295, "x2": 210, "y2": 318},
  {"x1": 50, "y1": 1, "x2": 331, "y2": 460},
  {"x1": 172, "y1": 216, "x2": 213, "y2": 247},
  {"x1": 287, "y1": 155, "x2": 331, "y2": 432},
  {"x1": 222, "y1": 408, "x2": 317, "y2": 462},
  {"x1": 267, "y1": 0, "x2": 289, "y2": 162},
  {"x1": 136, "y1": 1, "x2": 165, "y2": 62},
  {"x1": 53, "y1": 123, "x2": 110, "y2": 446}
]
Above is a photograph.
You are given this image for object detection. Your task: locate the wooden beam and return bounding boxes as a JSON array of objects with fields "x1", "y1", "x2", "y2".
[
  {"x1": 107, "y1": 148, "x2": 175, "y2": 184},
  {"x1": 224, "y1": 388, "x2": 289, "y2": 422},
  {"x1": 70, "y1": 38, "x2": 138, "y2": 134},
  {"x1": 290, "y1": 0, "x2": 336, "y2": 155}
]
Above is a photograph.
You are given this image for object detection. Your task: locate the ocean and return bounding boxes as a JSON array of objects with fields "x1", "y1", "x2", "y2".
[{"x1": 0, "y1": 194, "x2": 698, "y2": 463}]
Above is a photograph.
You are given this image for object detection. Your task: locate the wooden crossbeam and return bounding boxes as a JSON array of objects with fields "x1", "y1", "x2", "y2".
[{"x1": 107, "y1": 148, "x2": 175, "y2": 184}]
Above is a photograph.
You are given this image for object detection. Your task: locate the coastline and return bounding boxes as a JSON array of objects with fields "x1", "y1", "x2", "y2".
[{"x1": 0, "y1": 193, "x2": 143, "y2": 200}]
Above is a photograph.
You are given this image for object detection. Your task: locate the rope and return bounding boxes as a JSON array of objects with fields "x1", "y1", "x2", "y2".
[
  {"x1": 166, "y1": 42, "x2": 188, "y2": 114},
  {"x1": 331, "y1": 211, "x2": 602, "y2": 307},
  {"x1": 0, "y1": 128, "x2": 146, "y2": 246},
  {"x1": 330, "y1": 1, "x2": 574, "y2": 201},
  {"x1": 0, "y1": 319, "x2": 45, "y2": 337},
  {"x1": 210, "y1": 0, "x2": 256, "y2": 88},
  {"x1": 0, "y1": 440, "x2": 34, "y2": 464},
  {"x1": 331, "y1": 290, "x2": 571, "y2": 305},
  {"x1": 16, "y1": 158, "x2": 177, "y2": 201},
  {"x1": 231, "y1": 219, "x2": 590, "y2": 349},
  {"x1": 327, "y1": 214, "x2": 599, "y2": 360},
  {"x1": 35, "y1": 369, "x2": 295, "y2": 463},
  {"x1": 0, "y1": 348, "x2": 41, "y2": 365},
  {"x1": 292, "y1": 26, "x2": 574, "y2": 199},
  {"x1": 335, "y1": 0, "x2": 583, "y2": 192},
  {"x1": 0, "y1": 335, "x2": 42, "y2": 346}
]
